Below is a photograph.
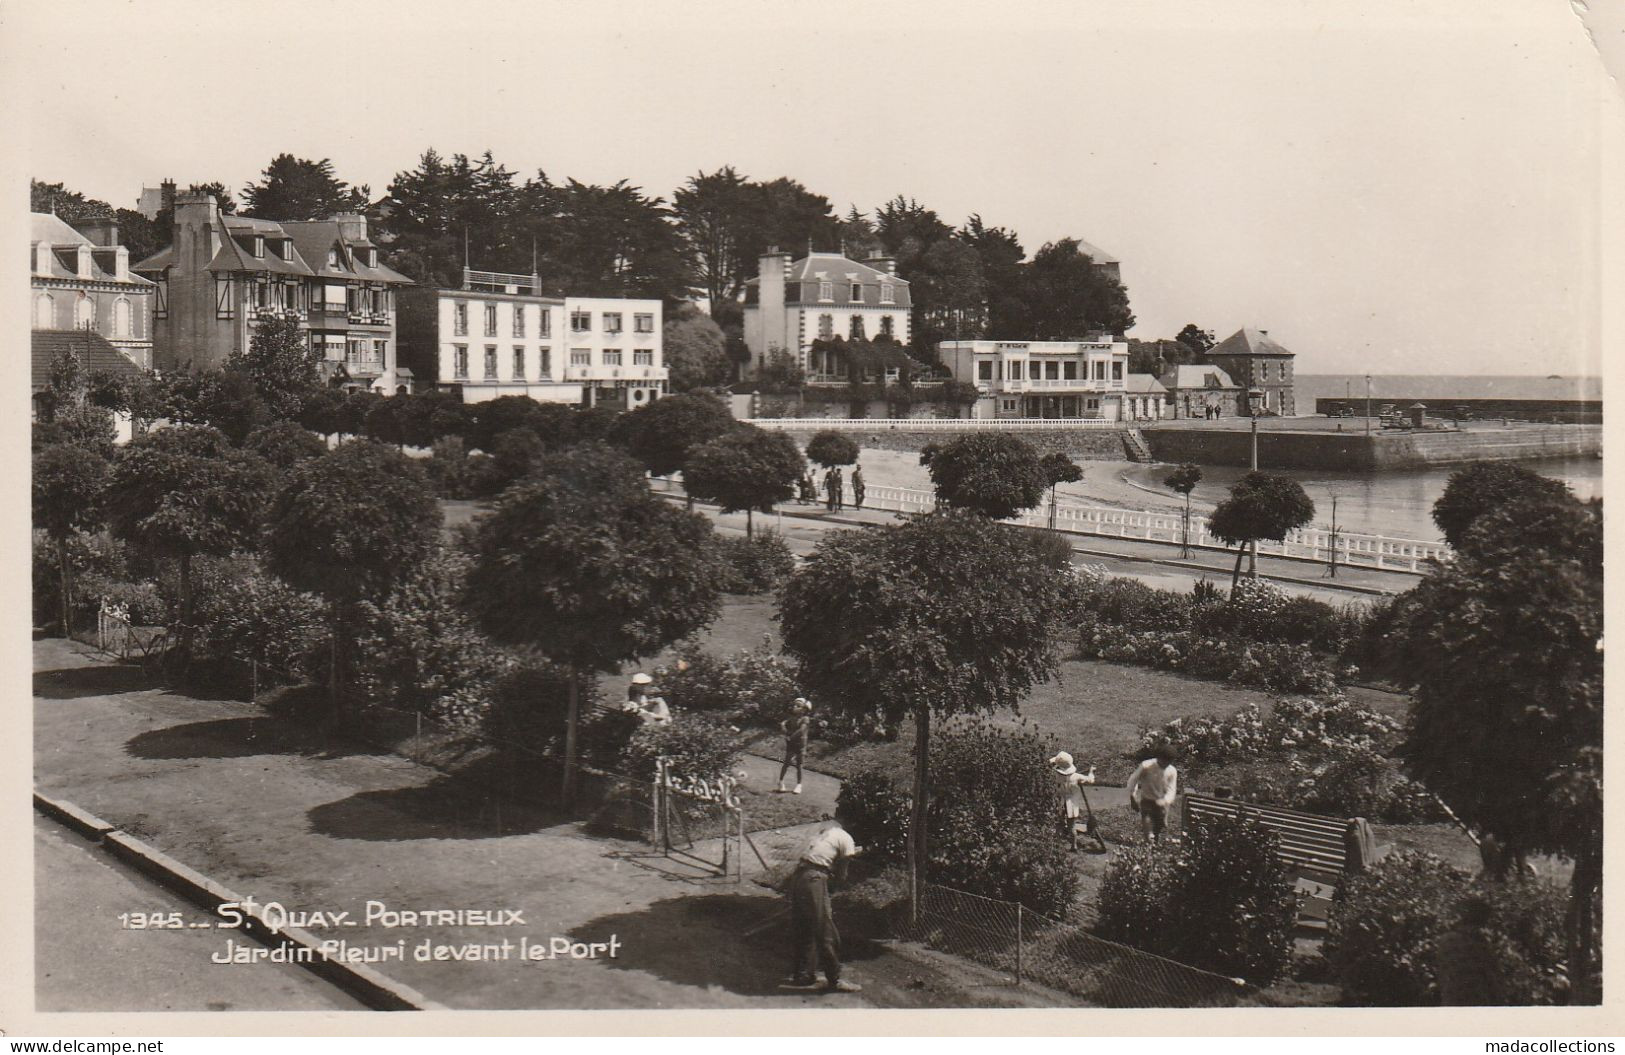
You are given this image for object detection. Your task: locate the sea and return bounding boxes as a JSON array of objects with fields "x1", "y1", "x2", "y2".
[
  {"x1": 1294, "y1": 373, "x2": 1601, "y2": 409},
  {"x1": 1128, "y1": 374, "x2": 1604, "y2": 542}
]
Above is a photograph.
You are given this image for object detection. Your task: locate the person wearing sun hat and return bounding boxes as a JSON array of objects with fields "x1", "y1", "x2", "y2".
[
  {"x1": 1048, "y1": 751, "x2": 1098, "y2": 851},
  {"x1": 777, "y1": 697, "x2": 813, "y2": 794}
]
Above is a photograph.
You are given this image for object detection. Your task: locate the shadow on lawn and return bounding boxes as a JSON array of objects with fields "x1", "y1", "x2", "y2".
[
  {"x1": 568, "y1": 892, "x2": 889, "y2": 996},
  {"x1": 35, "y1": 663, "x2": 153, "y2": 700},
  {"x1": 307, "y1": 772, "x2": 569, "y2": 842},
  {"x1": 125, "y1": 715, "x2": 373, "y2": 761}
]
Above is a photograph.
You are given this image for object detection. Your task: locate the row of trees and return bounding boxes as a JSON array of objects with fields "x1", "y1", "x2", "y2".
[{"x1": 34, "y1": 153, "x2": 1142, "y2": 368}]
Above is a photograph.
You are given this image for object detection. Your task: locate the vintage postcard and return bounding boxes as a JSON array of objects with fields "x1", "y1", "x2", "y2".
[{"x1": 2, "y1": 0, "x2": 1620, "y2": 1040}]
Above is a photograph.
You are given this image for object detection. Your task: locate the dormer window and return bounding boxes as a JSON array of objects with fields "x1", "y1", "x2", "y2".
[
  {"x1": 327, "y1": 248, "x2": 340, "y2": 270},
  {"x1": 281, "y1": 239, "x2": 294, "y2": 260},
  {"x1": 850, "y1": 283, "x2": 863, "y2": 301},
  {"x1": 366, "y1": 248, "x2": 378, "y2": 268},
  {"x1": 880, "y1": 283, "x2": 895, "y2": 305},
  {"x1": 254, "y1": 235, "x2": 265, "y2": 258},
  {"x1": 818, "y1": 280, "x2": 833, "y2": 302}
]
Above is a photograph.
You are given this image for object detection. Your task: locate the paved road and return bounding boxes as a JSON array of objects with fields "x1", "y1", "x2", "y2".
[{"x1": 34, "y1": 813, "x2": 365, "y2": 1013}]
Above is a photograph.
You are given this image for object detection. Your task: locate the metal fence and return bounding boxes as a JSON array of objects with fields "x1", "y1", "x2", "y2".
[
  {"x1": 751, "y1": 417, "x2": 1127, "y2": 431},
  {"x1": 901, "y1": 882, "x2": 1249, "y2": 1008}
]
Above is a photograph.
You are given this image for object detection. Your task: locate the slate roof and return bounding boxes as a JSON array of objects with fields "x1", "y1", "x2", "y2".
[
  {"x1": 1124, "y1": 373, "x2": 1168, "y2": 394},
  {"x1": 32, "y1": 213, "x2": 153, "y2": 287},
  {"x1": 743, "y1": 250, "x2": 912, "y2": 307},
  {"x1": 1072, "y1": 238, "x2": 1118, "y2": 266},
  {"x1": 133, "y1": 215, "x2": 412, "y2": 285},
  {"x1": 1162, "y1": 364, "x2": 1239, "y2": 390},
  {"x1": 1208, "y1": 327, "x2": 1295, "y2": 359},
  {"x1": 32, "y1": 330, "x2": 143, "y2": 388}
]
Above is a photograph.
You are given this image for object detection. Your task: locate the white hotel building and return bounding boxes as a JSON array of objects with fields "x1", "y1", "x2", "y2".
[
  {"x1": 939, "y1": 338, "x2": 1133, "y2": 420},
  {"x1": 396, "y1": 268, "x2": 667, "y2": 408}
]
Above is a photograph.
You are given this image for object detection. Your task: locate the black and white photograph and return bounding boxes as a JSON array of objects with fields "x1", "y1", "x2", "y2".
[{"x1": 3, "y1": 0, "x2": 1620, "y2": 1039}]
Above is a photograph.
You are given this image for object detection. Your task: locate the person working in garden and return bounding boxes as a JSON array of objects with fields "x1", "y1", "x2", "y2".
[
  {"x1": 1126, "y1": 741, "x2": 1180, "y2": 841},
  {"x1": 1048, "y1": 751, "x2": 1099, "y2": 851},
  {"x1": 625, "y1": 672, "x2": 672, "y2": 725},
  {"x1": 784, "y1": 816, "x2": 862, "y2": 993},
  {"x1": 777, "y1": 697, "x2": 812, "y2": 794}
]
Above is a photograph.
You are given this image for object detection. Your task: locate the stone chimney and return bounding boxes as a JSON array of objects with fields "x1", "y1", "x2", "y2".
[
  {"x1": 331, "y1": 212, "x2": 368, "y2": 244},
  {"x1": 865, "y1": 251, "x2": 896, "y2": 276},
  {"x1": 173, "y1": 193, "x2": 221, "y2": 274},
  {"x1": 73, "y1": 215, "x2": 120, "y2": 247},
  {"x1": 161, "y1": 179, "x2": 177, "y2": 214},
  {"x1": 756, "y1": 246, "x2": 792, "y2": 374}
]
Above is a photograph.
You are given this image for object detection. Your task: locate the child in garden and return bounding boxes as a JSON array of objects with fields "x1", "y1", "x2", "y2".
[
  {"x1": 1048, "y1": 751, "x2": 1097, "y2": 851},
  {"x1": 777, "y1": 698, "x2": 812, "y2": 794},
  {"x1": 1126, "y1": 741, "x2": 1180, "y2": 841}
]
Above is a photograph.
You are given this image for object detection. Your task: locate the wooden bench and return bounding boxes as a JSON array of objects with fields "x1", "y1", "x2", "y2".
[{"x1": 1182, "y1": 793, "x2": 1387, "y2": 930}]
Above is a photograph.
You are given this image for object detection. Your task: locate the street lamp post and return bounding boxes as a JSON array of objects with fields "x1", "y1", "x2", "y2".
[
  {"x1": 1364, "y1": 374, "x2": 1372, "y2": 436},
  {"x1": 1248, "y1": 387, "x2": 1262, "y2": 577}
]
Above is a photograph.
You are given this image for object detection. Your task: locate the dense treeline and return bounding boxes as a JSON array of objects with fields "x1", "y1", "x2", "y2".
[{"x1": 34, "y1": 150, "x2": 1158, "y2": 371}]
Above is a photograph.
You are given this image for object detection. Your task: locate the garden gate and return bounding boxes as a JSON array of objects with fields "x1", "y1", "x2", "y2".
[{"x1": 653, "y1": 758, "x2": 744, "y2": 880}]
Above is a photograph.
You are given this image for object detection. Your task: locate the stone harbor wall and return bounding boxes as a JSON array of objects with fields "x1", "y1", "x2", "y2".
[
  {"x1": 1143, "y1": 424, "x2": 1601, "y2": 471},
  {"x1": 775, "y1": 427, "x2": 1130, "y2": 459}
]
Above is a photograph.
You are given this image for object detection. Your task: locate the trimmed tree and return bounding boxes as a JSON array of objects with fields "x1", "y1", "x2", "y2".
[
  {"x1": 224, "y1": 314, "x2": 324, "y2": 421},
  {"x1": 1394, "y1": 493, "x2": 1602, "y2": 1002},
  {"x1": 263, "y1": 440, "x2": 442, "y2": 708},
  {"x1": 805, "y1": 430, "x2": 860, "y2": 470},
  {"x1": 1039, "y1": 452, "x2": 1083, "y2": 530},
  {"x1": 682, "y1": 425, "x2": 806, "y2": 537},
  {"x1": 245, "y1": 420, "x2": 328, "y2": 470},
  {"x1": 926, "y1": 432, "x2": 1049, "y2": 520},
  {"x1": 32, "y1": 442, "x2": 111, "y2": 635},
  {"x1": 609, "y1": 391, "x2": 735, "y2": 493},
  {"x1": 461, "y1": 444, "x2": 723, "y2": 801},
  {"x1": 1207, "y1": 471, "x2": 1315, "y2": 590},
  {"x1": 105, "y1": 426, "x2": 274, "y2": 651},
  {"x1": 1432, "y1": 461, "x2": 1573, "y2": 554},
  {"x1": 1163, "y1": 463, "x2": 1203, "y2": 556},
  {"x1": 779, "y1": 514, "x2": 1076, "y2": 919}
]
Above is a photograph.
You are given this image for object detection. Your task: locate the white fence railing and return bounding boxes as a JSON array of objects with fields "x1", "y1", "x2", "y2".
[
  {"x1": 855, "y1": 484, "x2": 1449, "y2": 573},
  {"x1": 750, "y1": 417, "x2": 1127, "y2": 431},
  {"x1": 656, "y1": 475, "x2": 1449, "y2": 573}
]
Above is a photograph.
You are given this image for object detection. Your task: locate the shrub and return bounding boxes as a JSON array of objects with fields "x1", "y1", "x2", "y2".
[
  {"x1": 1094, "y1": 841, "x2": 1182, "y2": 950},
  {"x1": 424, "y1": 436, "x2": 468, "y2": 497},
  {"x1": 834, "y1": 720, "x2": 1078, "y2": 917},
  {"x1": 83, "y1": 578, "x2": 165, "y2": 627},
  {"x1": 578, "y1": 707, "x2": 642, "y2": 772},
  {"x1": 1085, "y1": 624, "x2": 1338, "y2": 694},
  {"x1": 170, "y1": 557, "x2": 329, "y2": 680},
  {"x1": 353, "y1": 550, "x2": 512, "y2": 727},
  {"x1": 712, "y1": 531, "x2": 796, "y2": 594},
  {"x1": 1081, "y1": 577, "x2": 1193, "y2": 633},
  {"x1": 622, "y1": 713, "x2": 745, "y2": 783},
  {"x1": 1455, "y1": 877, "x2": 1570, "y2": 1005},
  {"x1": 1323, "y1": 850, "x2": 1472, "y2": 1005},
  {"x1": 835, "y1": 769, "x2": 910, "y2": 861},
  {"x1": 34, "y1": 531, "x2": 137, "y2": 631},
  {"x1": 1095, "y1": 813, "x2": 1297, "y2": 983},
  {"x1": 479, "y1": 662, "x2": 578, "y2": 754},
  {"x1": 662, "y1": 638, "x2": 802, "y2": 725},
  {"x1": 461, "y1": 452, "x2": 508, "y2": 499}
]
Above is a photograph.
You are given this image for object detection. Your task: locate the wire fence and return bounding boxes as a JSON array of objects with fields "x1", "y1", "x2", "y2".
[{"x1": 900, "y1": 883, "x2": 1249, "y2": 1008}]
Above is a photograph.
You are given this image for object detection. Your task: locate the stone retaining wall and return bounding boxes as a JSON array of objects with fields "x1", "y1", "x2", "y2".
[
  {"x1": 780, "y1": 427, "x2": 1130, "y2": 459},
  {"x1": 1143, "y1": 424, "x2": 1601, "y2": 471}
]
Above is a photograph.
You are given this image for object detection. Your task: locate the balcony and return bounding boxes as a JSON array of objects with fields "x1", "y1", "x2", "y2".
[{"x1": 345, "y1": 359, "x2": 384, "y2": 378}]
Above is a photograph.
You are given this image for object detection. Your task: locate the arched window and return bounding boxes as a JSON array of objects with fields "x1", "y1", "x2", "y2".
[
  {"x1": 34, "y1": 293, "x2": 54, "y2": 329},
  {"x1": 75, "y1": 295, "x2": 96, "y2": 330},
  {"x1": 114, "y1": 298, "x2": 132, "y2": 338}
]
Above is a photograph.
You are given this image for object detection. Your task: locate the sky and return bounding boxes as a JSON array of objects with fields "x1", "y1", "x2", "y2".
[{"x1": 8, "y1": 0, "x2": 1622, "y2": 377}]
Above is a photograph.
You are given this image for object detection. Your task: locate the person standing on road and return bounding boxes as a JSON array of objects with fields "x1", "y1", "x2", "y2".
[
  {"x1": 777, "y1": 698, "x2": 812, "y2": 794},
  {"x1": 832, "y1": 466, "x2": 845, "y2": 512},
  {"x1": 1127, "y1": 741, "x2": 1180, "y2": 841},
  {"x1": 851, "y1": 465, "x2": 865, "y2": 509},
  {"x1": 823, "y1": 466, "x2": 838, "y2": 511},
  {"x1": 1048, "y1": 751, "x2": 1097, "y2": 851},
  {"x1": 785, "y1": 817, "x2": 862, "y2": 993}
]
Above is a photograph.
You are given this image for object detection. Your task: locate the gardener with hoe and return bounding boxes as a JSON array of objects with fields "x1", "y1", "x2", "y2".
[
  {"x1": 1048, "y1": 751, "x2": 1099, "y2": 851},
  {"x1": 777, "y1": 697, "x2": 812, "y2": 794},
  {"x1": 1126, "y1": 740, "x2": 1180, "y2": 841},
  {"x1": 784, "y1": 815, "x2": 862, "y2": 993}
]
